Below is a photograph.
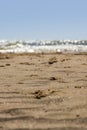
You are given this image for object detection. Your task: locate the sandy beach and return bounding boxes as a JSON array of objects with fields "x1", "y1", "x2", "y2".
[{"x1": 0, "y1": 53, "x2": 87, "y2": 130}]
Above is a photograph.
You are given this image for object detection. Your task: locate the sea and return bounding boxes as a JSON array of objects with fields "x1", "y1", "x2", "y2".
[{"x1": 0, "y1": 40, "x2": 87, "y2": 53}]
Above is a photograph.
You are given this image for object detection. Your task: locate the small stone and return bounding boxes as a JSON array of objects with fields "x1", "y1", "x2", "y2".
[
  {"x1": 48, "y1": 57, "x2": 57, "y2": 64},
  {"x1": 50, "y1": 77, "x2": 57, "y2": 80}
]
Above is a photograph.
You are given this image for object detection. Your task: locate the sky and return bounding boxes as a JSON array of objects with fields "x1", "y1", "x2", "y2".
[{"x1": 0, "y1": 0, "x2": 87, "y2": 40}]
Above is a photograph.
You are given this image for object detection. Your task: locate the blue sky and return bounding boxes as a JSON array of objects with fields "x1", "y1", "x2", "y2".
[{"x1": 0, "y1": 0, "x2": 87, "y2": 40}]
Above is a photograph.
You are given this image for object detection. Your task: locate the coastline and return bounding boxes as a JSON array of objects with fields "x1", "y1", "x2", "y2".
[{"x1": 0, "y1": 52, "x2": 87, "y2": 129}]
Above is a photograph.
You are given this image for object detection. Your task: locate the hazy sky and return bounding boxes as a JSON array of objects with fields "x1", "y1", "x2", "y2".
[{"x1": 0, "y1": 0, "x2": 87, "y2": 40}]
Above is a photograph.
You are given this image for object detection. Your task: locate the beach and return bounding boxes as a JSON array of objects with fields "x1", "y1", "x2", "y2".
[{"x1": 0, "y1": 52, "x2": 87, "y2": 130}]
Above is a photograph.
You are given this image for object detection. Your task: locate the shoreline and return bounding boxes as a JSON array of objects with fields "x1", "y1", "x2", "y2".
[{"x1": 0, "y1": 51, "x2": 87, "y2": 58}]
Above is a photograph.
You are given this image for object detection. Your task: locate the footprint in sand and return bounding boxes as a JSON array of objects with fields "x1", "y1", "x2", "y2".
[{"x1": 33, "y1": 89, "x2": 55, "y2": 99}]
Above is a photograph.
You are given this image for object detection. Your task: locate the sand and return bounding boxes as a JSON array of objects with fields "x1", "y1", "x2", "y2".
[{"x1": 0, "y1": 53, "x2": 87, "y2": 130}]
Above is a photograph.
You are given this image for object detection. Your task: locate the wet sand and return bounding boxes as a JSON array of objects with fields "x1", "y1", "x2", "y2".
[{"x1": 0, "y1": 53, "x2": 87, "y2": 130}]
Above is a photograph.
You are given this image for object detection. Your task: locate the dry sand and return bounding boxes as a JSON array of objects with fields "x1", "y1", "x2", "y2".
[{"x1": 0, "y1": 53, "x2": 87, "y2": 130}]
